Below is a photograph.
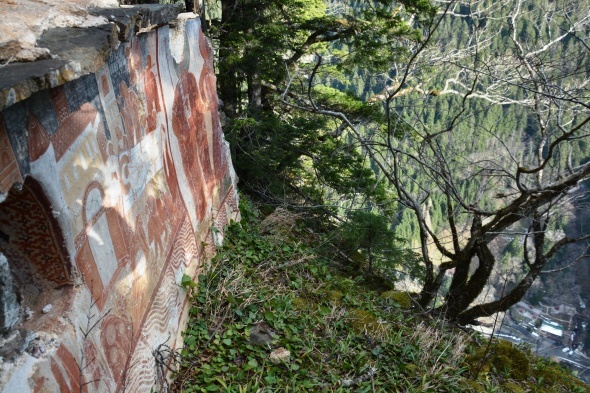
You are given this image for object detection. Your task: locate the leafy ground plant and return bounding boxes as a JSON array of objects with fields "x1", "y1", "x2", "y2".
[{"x1": 171, "y1": 199, "x2": 590, "y2": 393}]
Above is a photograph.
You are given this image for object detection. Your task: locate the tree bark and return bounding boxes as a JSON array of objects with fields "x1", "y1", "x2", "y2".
[
  {"x1": 247, "y1": 71, "x2": 262, "y2": 109},
  {"x1": 444, "y1": 243, "x2": 496, "y2": 320},
  {"x1": 218, "y1": 0, "x2": 239, "y2": 117},
  {"x1": 456, "y1": 259, "x2": 544, "y2": 325}
]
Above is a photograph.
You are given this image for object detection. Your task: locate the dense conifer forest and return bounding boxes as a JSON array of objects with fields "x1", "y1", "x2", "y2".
[{"x1": 190, "y1": 0, "x2": 590, "y2": 323}]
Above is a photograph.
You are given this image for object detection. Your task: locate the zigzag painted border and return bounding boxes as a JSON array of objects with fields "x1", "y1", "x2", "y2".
[
  {"x1": 119, "y1": 184, "x2": 239, "y2": 391},
  {"x1": 116, "y1": 213, "x2": 197, "y2": 391}
]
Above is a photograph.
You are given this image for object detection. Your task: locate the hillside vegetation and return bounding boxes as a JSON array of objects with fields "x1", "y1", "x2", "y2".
[
  {"x1": 203, "y1": 0, "x2": 590, "y2": 325},
  {"x1": 170, "y1": 199, "x2": 590, "y2": 392},
  {"x1": 145, "y1": 0, "x2": 590, "y2": 389}
]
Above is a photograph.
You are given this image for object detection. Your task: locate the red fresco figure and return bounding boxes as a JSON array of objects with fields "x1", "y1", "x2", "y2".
[
  {"x1": 100, "y1": 314, "x2": 132, "y2": 385},
  {"x1": 27, "y1": 112, "x2": 50, "y2": 161},
  {"x1": 171, "y1": 68, "x2": 209, "y2": 221},
  {"x1": 144, "y1": 55, "x2": 161, "y2": 134},
  {"x1": 162, "y1": 124, "x2": 180, "y2": 204},
  {"x1": 83, "y1": 340, "x2": 103, "y2": 390},
  {"x1": 74, "y1": 182, "x2": 130, "y2": 310},
  {"x1": 193, "y1": 88, "x2": 214, "y2": 187},
  {"x1": 199, "y1": 30, "x2": 226, "y2": 180},
  {"x1": 118, "y1": 81, "x2": 142, "y2": 147},
  {"x1": 100, "y1": 74, "x2": 110, "y2": 96},
  {"x1": 49, "y1": 345, "x2": 87, "y2": 393},
  {"x1": 129, "y1": 215, "x2": 153, "y2": 334},
  {"x1": 126, "y1": 40, "x2": 142, "y2": 86},
  {"x1": 146, "y1": 192, "x2": 170, "y2": 257}
]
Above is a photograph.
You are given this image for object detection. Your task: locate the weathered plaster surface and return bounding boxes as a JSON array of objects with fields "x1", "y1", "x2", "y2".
[
  {"x1": 0, "y1": 255, "x2": 19, "y2": 332},
  {"x1": 0, "y1": 0, "x2": 118, "y2": 63},
  {"x1": 0, "y1": 10, "x2": 239, "y2": 392},
  {"x1": 0, "y1": 2, "x2": 184, "y2": 110}
]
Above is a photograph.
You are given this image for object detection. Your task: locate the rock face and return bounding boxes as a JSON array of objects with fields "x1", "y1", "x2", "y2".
[
  {"x1": 0, "y1": 5, "x2": 239, "y2": 393},
  {"x1": 269, "y1": 347, "x2": 291, "y2": 364},
  {"x1": 0, "y1": 0, "x2": 118, "y2": 64},
  {"x1": 0, "y1": 1, "x2": 185, "y2": 110},
  {"x1": 0, "y1": 254, "x2": 19, "y2": 333}
]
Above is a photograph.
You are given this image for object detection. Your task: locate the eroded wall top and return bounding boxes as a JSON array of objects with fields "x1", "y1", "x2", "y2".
[{"x1": 0, "y1": 1, "x2": 184, "y2": 111}]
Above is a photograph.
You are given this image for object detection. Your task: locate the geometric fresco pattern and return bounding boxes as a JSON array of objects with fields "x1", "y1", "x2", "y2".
[
  {"x1": 0, "y1": 179, "x2": 71, "y2": 286},
  {"x1": 0, "y1": 15, "x2": 239, "y2": 392}
]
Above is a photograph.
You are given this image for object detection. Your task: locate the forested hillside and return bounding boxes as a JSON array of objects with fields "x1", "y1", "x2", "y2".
[{"x1": 189, "y1": 0, "x2": 590, "y2": 325}]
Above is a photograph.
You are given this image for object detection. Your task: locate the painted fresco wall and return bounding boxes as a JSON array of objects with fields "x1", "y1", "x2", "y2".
[{"x1": 0, "y1": 15, "x2": 239, "y2": 392}]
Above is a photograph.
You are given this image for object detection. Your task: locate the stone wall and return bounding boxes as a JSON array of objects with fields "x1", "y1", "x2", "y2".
[{"x1": 0, "y1": 6, "x2": 239, "y2": 392}]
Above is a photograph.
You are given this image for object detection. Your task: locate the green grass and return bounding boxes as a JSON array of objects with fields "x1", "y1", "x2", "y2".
[{"x1": 171, "y1": 199, "x2": 590, "y2": 393}]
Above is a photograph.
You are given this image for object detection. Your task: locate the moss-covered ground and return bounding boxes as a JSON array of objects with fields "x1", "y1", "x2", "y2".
[{"x1": 170, "y1": 200, "x2": 589, "y2": 392}]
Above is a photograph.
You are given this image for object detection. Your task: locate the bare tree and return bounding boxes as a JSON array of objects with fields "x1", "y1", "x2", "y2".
[{"x1": 282, "y1": 0, "x2": 590, "y2": 324}]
